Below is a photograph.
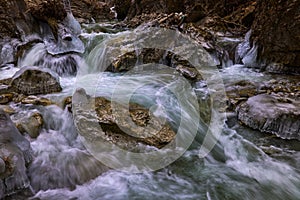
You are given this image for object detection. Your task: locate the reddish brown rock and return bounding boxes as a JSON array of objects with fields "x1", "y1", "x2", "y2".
[
  {"x1": 95, "y1": 97, "x2": 176, "y2": 149},
  {"x1": 251, "y1": 0, "x2": 300, "y2": 72},
  {"x1": 71, "y1": 0, "x2": 115, "y2": 23},
  {"x1": 25, "y1": 0, "x2": 67, "y2": 22},
  {"x1": 0, "y1": 0, "x2": 27, "y2": 38}
]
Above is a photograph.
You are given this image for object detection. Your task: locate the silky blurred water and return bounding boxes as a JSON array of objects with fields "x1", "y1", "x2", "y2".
[{"x1": 2, "y1": 24, "x2": 298, "y2": 200}]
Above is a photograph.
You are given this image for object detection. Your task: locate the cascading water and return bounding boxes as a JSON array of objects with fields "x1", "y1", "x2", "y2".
[
  {"x1": 18, "y1": 43, "x2": 81, "y2": 76},
  {"x1": 14, "y1": 0, "x2": 85, "y2": 77},
  {"x1": 2, "y1": 17, "x2": 299, "y2": 200}
]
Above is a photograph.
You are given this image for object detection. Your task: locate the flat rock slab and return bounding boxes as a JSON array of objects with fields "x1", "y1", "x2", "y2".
[{"x1": 237, "y1": 94, "x2": 300, "y2": 140}]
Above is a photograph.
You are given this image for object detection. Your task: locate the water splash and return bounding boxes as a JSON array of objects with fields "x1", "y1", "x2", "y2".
[{"x1": 28, "y1": 106, "x2": 108, "y2": 192}]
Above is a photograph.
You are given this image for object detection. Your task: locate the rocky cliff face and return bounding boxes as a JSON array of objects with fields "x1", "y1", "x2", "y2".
[
  {"x1": 112, "y1": 0, "x2": 300, "y2": 74},
  {"x1": 113, "y1": 0, "x2": 255, "y2": 26},
  {"x1": 251, "y1": 0, "x2": 300, "y2": 74},
  {"x1": 71, "y1": 0, "x2": 114, "y2": 23},
  {"x1": 0, "y1": 0, "x2": 27, "y2": 39},
  {"x1": 0, "y1": 0, "x2": 113, "y2": 41},
  {"x1": 2, "y1": 0, "x2": 300, "y2": 75}
]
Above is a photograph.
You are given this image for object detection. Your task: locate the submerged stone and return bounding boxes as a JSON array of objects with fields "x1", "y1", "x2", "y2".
[
  {"x1": 0, "y1": 94, "x2": 13, "y2": 104},
  {"x1": 21, "y1": 96, "x2": 54, "y2": 106}
]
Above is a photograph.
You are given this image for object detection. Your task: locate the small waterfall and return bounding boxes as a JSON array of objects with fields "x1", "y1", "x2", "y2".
[
  {"x1": 0, "y1": 39, "x2": 19, "y2": 67},
  {"x1": 61, "y1": 0, "x2": 81, "y2": 37},
  {"x1": 28, "y1": 106, "x2": 109, "y2": 192},
  {"x1": 235, "y1": 30, "x2": 258, "y2": 68},
  {"x1": 14, "y1": 0, "x2": 85, "y2": 76},
  {"x1": 43, "y1": 0, "x2": 84, "y2": 56},
  {"x1": 18, "y1": 43, "x2": 82, "y2": 76}
]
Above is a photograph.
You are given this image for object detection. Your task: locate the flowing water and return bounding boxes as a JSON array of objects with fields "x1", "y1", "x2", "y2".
[{"x1": 1, "y1": 20, "x2": 299, "y2": 200}]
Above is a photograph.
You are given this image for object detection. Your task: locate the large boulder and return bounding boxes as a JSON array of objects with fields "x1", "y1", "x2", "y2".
[
  {"x1": 251, "y1": 0, "x2": 300, "y2": 74},
  {"x1": 0, "y1": 109, "x2": 33, "y2": 198},
  {"x1": 107, "y1": 49, "x2": 202, "y2": 80},
  {"x1": 237, "y1": 94, "x2": 300, "y2": 140},
  {"x1": 95, "y1": 97, "x2": 176, "y2": 148},
  {"x1": 72, "y1": 88, "x2": 176, "y2": 150},
  {"x1": 0, "y1": 66, "x2": 62, "y2": 95}
]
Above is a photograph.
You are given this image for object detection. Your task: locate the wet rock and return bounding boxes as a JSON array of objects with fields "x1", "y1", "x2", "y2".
[
  {"x1": 226, "y1": 80, "x2": 258, "y2": 98},
  {"x1": 95, "y1": 97, "x2": 176, "y2": 148},
  {"x1": 261, "y1": 77, "x2": 300, "y2": 99},
  {"x1": 0, "y1": 158, "x2": 5, "y2": 174},
  {"x1": 0, "y1": 110, "x2": 33, "y2": 163},
  {"x1": 265, "y1": 63, "x2": 300, "y2": 75},
  {"x1": 225, "y1": 80, "x2": 258, "y2": 111},
  {"x1": 0, "y1": 106, "x2": 15, "y2": 115},
  {"x1": 62, "y1": 96, "x2": 72, "y2": 112},
  {"x1": 175, "y1": 65, "x2": 199, "y2": 80},
  {"x1": 112, "y1": 0, "x2": 256, "y2": 69},
  {"x1": 185, "y1": 4, "x2": 206, "y2": 23},
  {"x1": 108, "y1": 48, "x2": 166, "y2": 72},
  {"x1": 0, "y1": 66, "x2": 62, "y2": 95},
  {"x1": 0, "y1": 94, "x2": 13, "y2": 104},
  {"x1": 114, "y1": 0, "x2": 253, "y2": 23},
  {"x1": 237, "y1": 94, "x2": 300, "y2": 140},
  {"x1": 21, "y1": 96, "x2": 54, "y2": 106},
  {"x1": 0, "y1": 109, "x2": 33, "y2": 198},
  {"x1": 73, "y1": 89, "x2": 176, "y2": 149},
  {"x1": 12, "y1": 94, "x2": 27, "y2": 104},
  {"x1": 170, "y1": 53, "x2": 202, "y2": 80},
  {"x1": 260, "y1": 145, "x2": 283, "y2": 156},
  {"x1": 113, "y1": 0, "x2": 131, "y2": 20},
  {"x1": 0, "y1": 78, "x2": 12, "y2": 86},
  {"x1": 46, "y1": 13, "x2": 85, "y2": 56},
  {"x1": 0, "y1": 0, "x2": 30, "y2": 67},
  {"x1": 108, "y1": 48, "x2": 202, "y2": 80},
  {"x1": 16, "y1": 112, "x2": 44, "y2": 139},
  {"x1": 2, "y1": 187, "x2": 34, "y2": 200},
  {"x1": 109, "y1": 51, "x2": 138, "y2": 72}
]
